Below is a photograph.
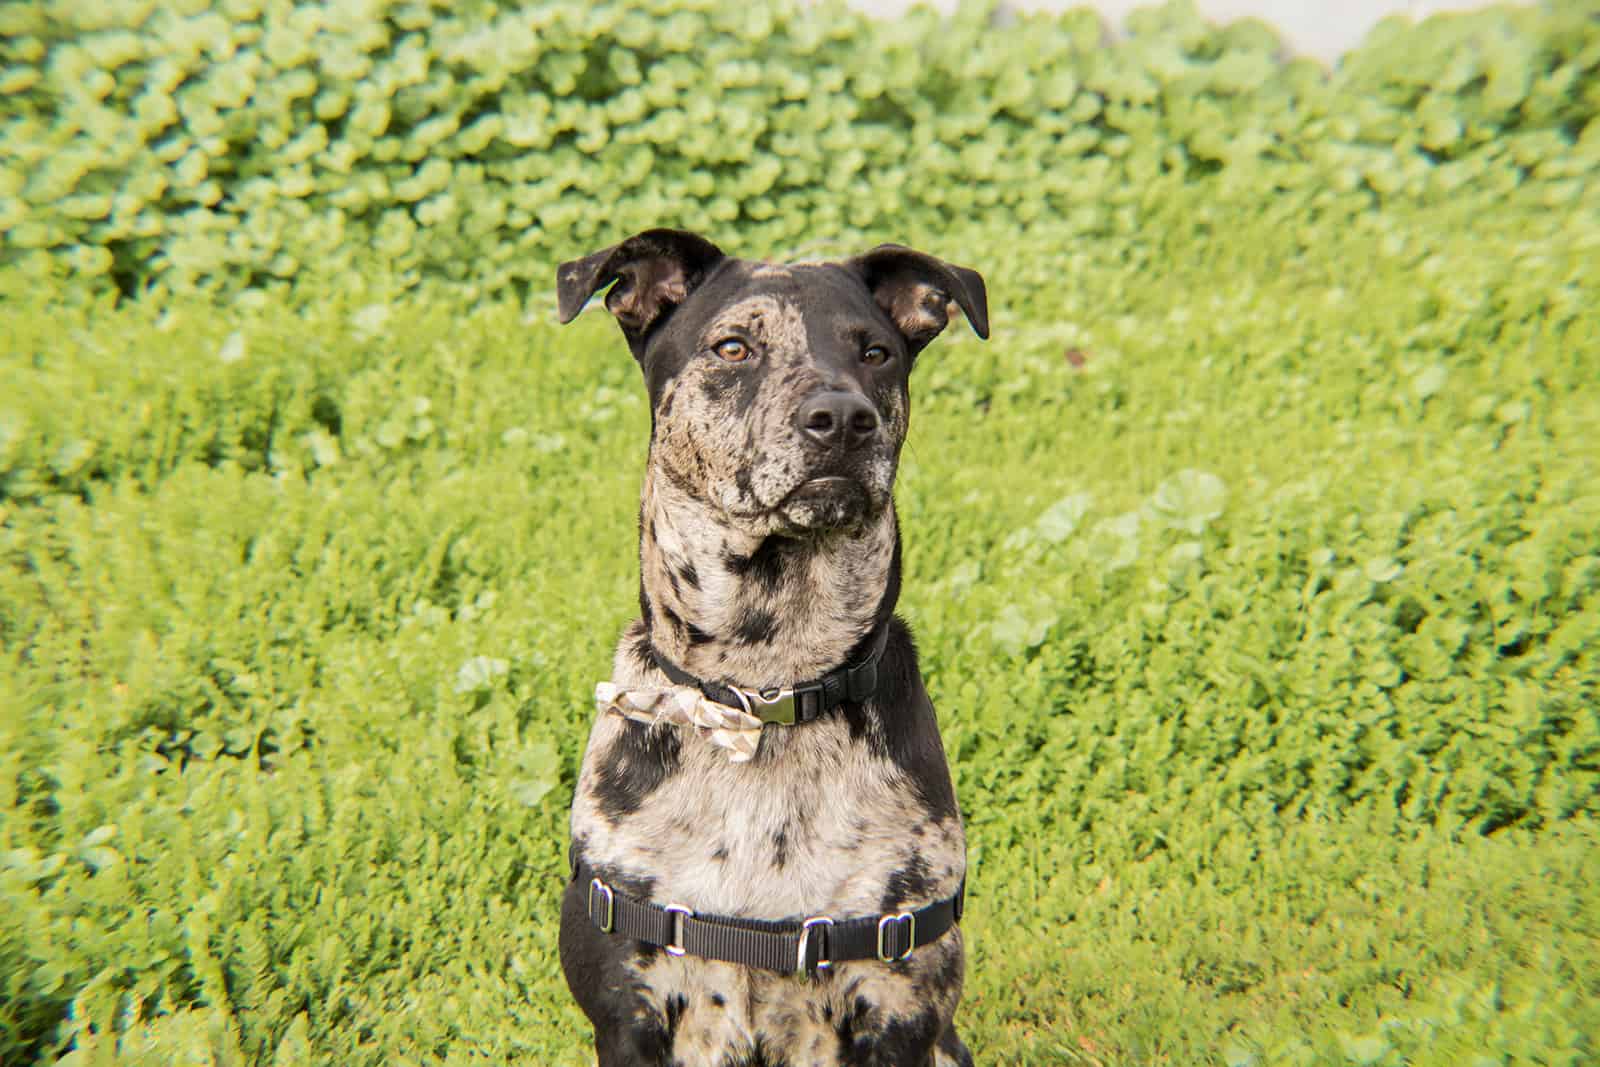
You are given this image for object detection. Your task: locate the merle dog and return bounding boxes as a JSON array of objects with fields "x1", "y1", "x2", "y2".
[{"x1": 555, "y1": 229, "x2": 988, "y2": 1067}]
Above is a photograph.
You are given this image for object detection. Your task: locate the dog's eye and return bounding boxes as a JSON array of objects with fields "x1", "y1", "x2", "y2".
[
  {"x1": 862, "y1": 345, "x2": 891, "y2": 367},
  {"x1": 714, "y1": 339, "x2": 750, "y2": 362}
]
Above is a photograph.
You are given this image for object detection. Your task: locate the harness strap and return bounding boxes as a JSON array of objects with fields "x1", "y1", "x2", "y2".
[
  {"x1": 649, "y1": 620, "x2": 890, "y2": 726},
  {"x1": 572, "y1": 857, "x2": 964, "y2": 975}
]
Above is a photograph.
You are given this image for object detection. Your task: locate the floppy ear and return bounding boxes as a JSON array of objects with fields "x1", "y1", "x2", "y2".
[
  {"x1": 847, "y1": 244, "x2": 989, "y2": 356},
  {"x1": 556, "y1": 228, "x2": 726, "y2": 347}
]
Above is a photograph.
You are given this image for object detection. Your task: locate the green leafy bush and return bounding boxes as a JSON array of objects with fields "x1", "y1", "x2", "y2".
[
  {"x1": 2, "y1": 0, "x2": 1598, "y2": 299},
  {"x1": 2, "y1": 1, "x2": 1597, "y2": 1064}
]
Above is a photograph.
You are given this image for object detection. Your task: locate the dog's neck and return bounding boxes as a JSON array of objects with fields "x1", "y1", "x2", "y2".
[{"x1": 636, "y1": 469, "x2": 898, "y2": 688}]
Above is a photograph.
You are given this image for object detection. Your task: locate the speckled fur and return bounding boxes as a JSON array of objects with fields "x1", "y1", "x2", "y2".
[{"x1": 556, "y1": 231, "x2": 987, "y2": 1067}]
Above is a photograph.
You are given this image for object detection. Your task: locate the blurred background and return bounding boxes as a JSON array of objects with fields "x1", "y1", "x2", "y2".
[
  {"x1": 851, "y1": 0, "x2": 1529, "y2": 62},
  {"x1": 1, "y1": 2, "x2": 1595, "y2": 1065}
]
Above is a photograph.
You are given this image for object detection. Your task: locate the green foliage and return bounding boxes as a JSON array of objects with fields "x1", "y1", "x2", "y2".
[
  {"x1": 2, "y1": 0, "x2": 1598, "y2": 1064},
  {"x1": 2, "y1": 0, "x2": 1599, "y2": 300}
]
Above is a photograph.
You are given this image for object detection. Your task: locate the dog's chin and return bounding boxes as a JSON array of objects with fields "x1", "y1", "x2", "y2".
[{"x1": 775, "y1": 476, "x2": 880, "y2": 535}]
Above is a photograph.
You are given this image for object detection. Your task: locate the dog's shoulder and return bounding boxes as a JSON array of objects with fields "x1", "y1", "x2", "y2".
[{"x1": 839, "y1": 616, "x2": 960, "y2": 824}]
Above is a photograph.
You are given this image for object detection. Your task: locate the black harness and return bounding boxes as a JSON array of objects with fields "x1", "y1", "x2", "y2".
[{"x1": 572, "y1": 855, "x2": 964, "y2": 976}]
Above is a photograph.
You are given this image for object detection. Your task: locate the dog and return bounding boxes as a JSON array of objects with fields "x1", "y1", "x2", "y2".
[{"x1": 555, "y1": 229, "x2": 988, "y2": 1067}]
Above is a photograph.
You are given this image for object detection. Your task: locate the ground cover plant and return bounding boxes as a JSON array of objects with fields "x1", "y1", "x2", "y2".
[{"x1": 2, "y1": 0, "x2": 1598, "y2": 1063}]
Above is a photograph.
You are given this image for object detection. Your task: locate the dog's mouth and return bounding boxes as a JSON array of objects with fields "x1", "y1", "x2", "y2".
[{"x1": 777, "y1": 475, "x2": 876, "y2": 533}]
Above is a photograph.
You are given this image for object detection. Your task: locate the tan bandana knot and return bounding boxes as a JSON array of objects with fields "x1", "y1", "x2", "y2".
[{"x1": 594, "y1": 682, "x2": 765, "y2": 763}]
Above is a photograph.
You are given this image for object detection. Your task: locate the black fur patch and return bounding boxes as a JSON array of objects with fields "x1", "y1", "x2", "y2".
[
  {"x1": 841, "y1": 618, "x2": 960, "y2": 823},
  {"x1": 733, "y1": 607, "x2": 778, "y2": 646},
  {"x1": 699, "y1": 370, "x2": 735, "y2": 403},
  {"x1": 630, "y1": 628, "x2": 654, "y2": 664},
  {"x1": 724, "y1": 538, "x2": 786, "y2": 591},
  {"x1": 560, "y1": 875, "x2": 672, "y2": 1067},
  {"x1": 665, "y1": 992, "x2": 688, "y2": 1034},
  {"x1": 592, "y1": 724, "x2": 682, "y2": 823},
  {"x1": 686, "y1": 621, "x2": 716, "y2": 646},
  {"x1": 915, "y1": 945, "x2": 967, "y2": 1001},
  {"x1": 937, "y1": 1025, "x2": 976, "y2": 1067},
  {"x1": 866, "y1": 1007, "x2": 944, "y2": 1066},
  {"x1": 833, "y1": 995, "x2": 877, "y2": 1062},
  {"x1": 880, "y1": 849, "x2": 932, "y2": 910},
  {"x1": 734, "y1": 1040, "x2": 781, "y2": 1067},
  {"x1": 772, "y1": 825, "x2": 789, "y2": 869}
]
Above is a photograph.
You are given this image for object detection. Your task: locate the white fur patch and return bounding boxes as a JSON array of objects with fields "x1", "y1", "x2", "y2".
[
  {"x1": 640, "y1": 471, "x2": 897, "y2": 686},
  {"x1": 575, "y1": 711, "x2": 964, "y2": 920}
]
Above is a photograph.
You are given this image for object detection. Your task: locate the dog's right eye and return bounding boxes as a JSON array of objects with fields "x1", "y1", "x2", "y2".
[{"x1": 714, "y1": 339, "x2": 750, "y2": 362}]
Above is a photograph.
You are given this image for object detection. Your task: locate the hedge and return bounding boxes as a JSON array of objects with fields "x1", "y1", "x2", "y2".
[{"x1": 1, "y1": 0, "x2": 1597, "y2": 300}]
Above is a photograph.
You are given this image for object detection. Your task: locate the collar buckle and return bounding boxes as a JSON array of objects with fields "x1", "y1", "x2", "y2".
[
  {"x1": 730, "y1": 685, "x2": 798, "y2": 725},
  {"x1": 653, "y1": 621, "x2": 888, "y2": 728}
]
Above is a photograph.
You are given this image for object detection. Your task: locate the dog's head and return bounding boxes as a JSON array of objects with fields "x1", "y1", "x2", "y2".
[{"x1": 557, "y1": 229, "x2": 988, "y2": 537}]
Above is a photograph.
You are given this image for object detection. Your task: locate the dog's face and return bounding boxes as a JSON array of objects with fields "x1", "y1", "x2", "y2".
[
  {"x1": 640, "y1": 262, "x2": 915, "y2": 536},
  {"x1": 558, "y1": 230, "x2": 988, "y2": 537}
]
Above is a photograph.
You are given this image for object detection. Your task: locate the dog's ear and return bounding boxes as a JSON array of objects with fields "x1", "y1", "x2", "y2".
[
  {"x1": 556, "y1": 228, "x2": 726, "y2": 343},
  {"x1": 847, "y1": 245, "x2": 989, "y2": 356}
]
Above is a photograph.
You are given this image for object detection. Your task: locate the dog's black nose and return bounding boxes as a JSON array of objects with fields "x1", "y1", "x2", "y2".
[{"x1": 796, "y1": 391, "x2": 880, "y2": 450}]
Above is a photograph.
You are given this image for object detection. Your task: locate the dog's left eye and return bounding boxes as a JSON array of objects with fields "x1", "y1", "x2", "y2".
[
  {"x1": 862, "y1": 345, "x2": 891, "y2": 367},
  {"x1": 714, "y1": 339, "x2": 750, "y2": 362}
]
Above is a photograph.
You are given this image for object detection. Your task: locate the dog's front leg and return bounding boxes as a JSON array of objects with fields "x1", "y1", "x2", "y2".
[{"x1": 560, "y1": 879, "x2": 674, "y2": 1066}]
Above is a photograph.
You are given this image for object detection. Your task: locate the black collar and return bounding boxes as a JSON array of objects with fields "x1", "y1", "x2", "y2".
[{"x1": 648, "y1": 621, "x2": 891, "y2": 725}]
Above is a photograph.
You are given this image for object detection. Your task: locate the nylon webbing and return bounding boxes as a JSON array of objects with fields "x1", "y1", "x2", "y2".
[
  {"x1": 650, "y1": 620, "x2": 890, "y2": 725},
  {"x1": 574, "y1": 858, "x2": 963, "y2": 974}
]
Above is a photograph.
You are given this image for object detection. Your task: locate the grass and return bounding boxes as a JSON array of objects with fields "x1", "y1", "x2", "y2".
[
  {"x1": 3, "y1": 176, "x2": 1596, "y2": 1064},
  {"x1": 2, "y1": 0, "x2": 1598, "y2": 1062}
]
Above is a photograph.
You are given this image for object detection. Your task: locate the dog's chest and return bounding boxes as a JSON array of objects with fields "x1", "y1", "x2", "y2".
[
  {"x1": 573, "y1": 714, "x2": 963, "y2": 920},
  {"x1": 571, "y1": 713, "x2": 966, "y2": 1062}
]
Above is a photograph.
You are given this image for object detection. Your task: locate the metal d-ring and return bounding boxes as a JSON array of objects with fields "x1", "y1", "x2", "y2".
[{"x1": 876, "y1": 911, "x2": 916, "y2": 962}]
